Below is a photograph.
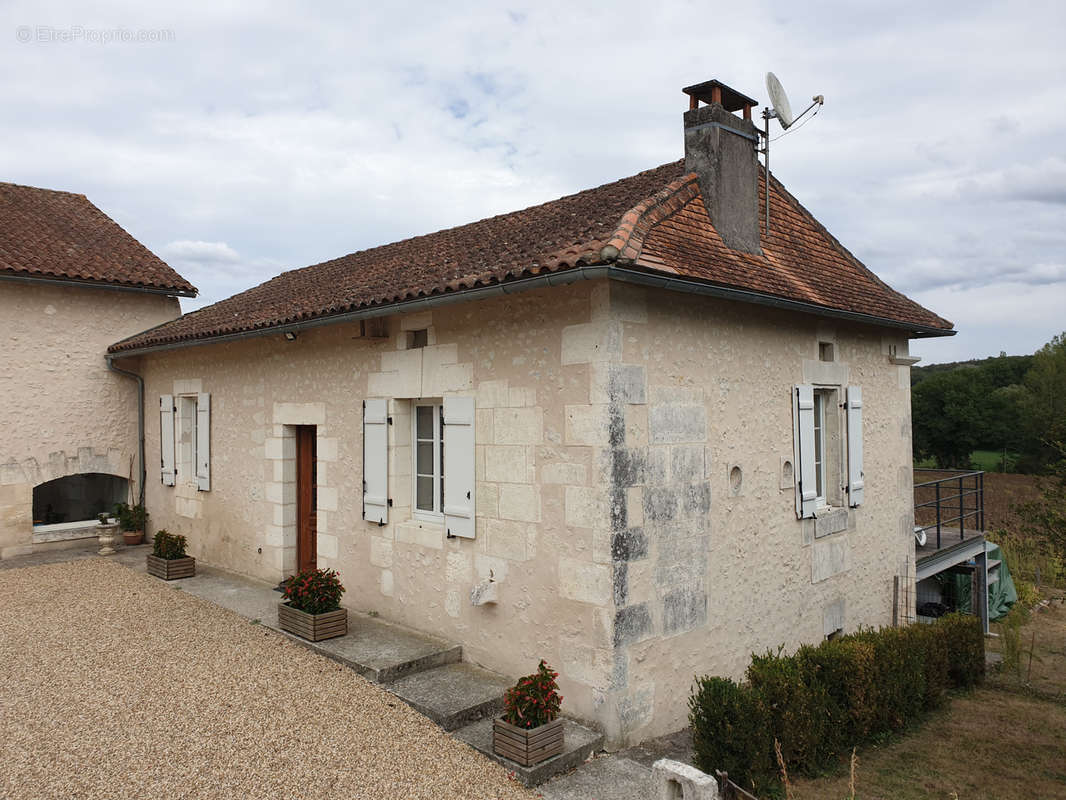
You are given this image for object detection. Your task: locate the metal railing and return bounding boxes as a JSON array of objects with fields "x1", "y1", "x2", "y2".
[{"x1": 913, "y1": 469, "x2": 985, "y2": 550}]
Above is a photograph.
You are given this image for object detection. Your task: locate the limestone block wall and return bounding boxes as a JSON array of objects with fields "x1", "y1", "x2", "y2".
[
  {"x1": 602, "y1": 283, "x2": 917, "y2": 744},
  {"x1": 0, "y1": 281, "x2": 181, "y2": 558},
  {"x1": 131, "y1": 277, "x2": 917, "y2": 747},
  {"x1": 135, "y1": 281, "x2": 620, "y2": 731}
]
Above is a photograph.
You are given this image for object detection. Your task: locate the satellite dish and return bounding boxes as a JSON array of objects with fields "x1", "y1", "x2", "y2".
[{"x1": 766, "y1": 72, "x2": 794, "y2": 129}]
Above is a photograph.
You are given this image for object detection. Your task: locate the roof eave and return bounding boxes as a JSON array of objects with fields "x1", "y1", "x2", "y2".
[
  {"x1": 0, "y1": 271, "x2": 197, "y2": 298},
  {"x1": 108, "y1": 263, "x2": 953, "y2": 358}
]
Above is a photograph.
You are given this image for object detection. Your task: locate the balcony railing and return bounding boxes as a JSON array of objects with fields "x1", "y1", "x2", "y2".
[{"x1": 913, "y1": 469, "x2": 985, "y2": 551}]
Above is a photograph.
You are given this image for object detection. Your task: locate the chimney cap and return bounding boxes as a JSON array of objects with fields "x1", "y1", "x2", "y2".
[{"x1": 682, "y1": 80, "x2": 758, "y2": 113}]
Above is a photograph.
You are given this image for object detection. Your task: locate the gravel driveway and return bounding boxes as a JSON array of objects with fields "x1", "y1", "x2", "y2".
[{"x1": 0, "y1": 559, "x2": 534, "y2": 800}]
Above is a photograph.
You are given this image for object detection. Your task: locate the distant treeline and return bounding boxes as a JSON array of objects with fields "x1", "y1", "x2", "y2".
[{"x1": 912, "y1": 333, "x2": 1066, "y2": 473}]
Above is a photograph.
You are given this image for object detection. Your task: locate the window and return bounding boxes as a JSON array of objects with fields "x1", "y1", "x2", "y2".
[
  {"x1": 362, "y1": 396, "x2": 475, "y2": 537},
  {"x1": 819, "y1": 341, "x2": 835, "y2": 362},
  {"x1": 160, "y1": 392, "x2": 211, "y2": 491},
  {"x1": 794, "y1": 384, "x2": 863, "y2": 519},
  {"x1": 407, "y1": 329, "x2": 429, "y2": 349},
  {"x1": 177, "y1": 395, "x2": 198, "y2": 483},
  {"x1": 813, "y1": 391, "x2": 826, "y2": 504},
  {"x1": 413, "y1": 402, "x2": 444, "y2": 518}
]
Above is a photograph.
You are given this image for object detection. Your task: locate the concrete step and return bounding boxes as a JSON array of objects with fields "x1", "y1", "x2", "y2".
[
  {"x1": 387, "y1": 662, "x2": 511, "y2": 731},
  {"x1": 453, "y1": 716, "x2": 604, "y2": 787},
  {"x1": 114, "y1": 550, "x2": 463, "y2": 684},
  {"x1": 276, "y1": 610, "x2": 462, "y2": 683}
]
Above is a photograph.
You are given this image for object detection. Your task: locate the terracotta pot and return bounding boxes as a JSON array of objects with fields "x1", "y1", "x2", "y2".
[
  {"x1": 123, "y1": 530, "x2": 144, "y2": 546},
  {"x1": 492, "y1": 716, "x2": 564, "y2": 766},
  {"x1": 277, "y1": 603, "x2": 348, "y2": 642}
]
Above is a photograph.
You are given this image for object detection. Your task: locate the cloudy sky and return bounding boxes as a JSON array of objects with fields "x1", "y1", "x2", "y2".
[{"x1": 3, "y1": 1, "x2": 1064, "y2": 363}]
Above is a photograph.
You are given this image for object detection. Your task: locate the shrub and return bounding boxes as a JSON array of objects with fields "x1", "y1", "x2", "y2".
[
  {"x1": 939, "y1": 613, "x2": 985, "y2": 688},
  {"x1": 688, "y1": 614, "x2": 986, "y2": 789},
  {"x1": 114, "y1": 502, "x2": 148, "y2": 532},
  {"x1": 152, "y1": 529, "x2": 188, "y2": 560},
  {"x1": 690, "y1": 675, "x2": 775, "y2": 795},
  {"x1": 503, "y1": 660, "x2": 562, "y2": 729},
  {"x1": 282, "y1": 568, "x2": 344, "y2": 614}
]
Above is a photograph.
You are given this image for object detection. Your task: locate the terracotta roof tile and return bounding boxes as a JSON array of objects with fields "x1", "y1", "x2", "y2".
[
  {"x1": 109, "y1": 161, "x2": 950, "y2": 353},
  {"x1": 0, "y1": 181, "x2": 195, "y2": 295}
]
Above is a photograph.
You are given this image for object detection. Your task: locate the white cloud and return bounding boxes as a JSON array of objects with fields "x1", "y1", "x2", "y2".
[{"x1": 1, "y1": 0, "x2": 1064, "y2": 361}]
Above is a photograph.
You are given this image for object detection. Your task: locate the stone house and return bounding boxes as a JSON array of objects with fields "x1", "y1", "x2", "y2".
[
  {"x1": 0, "y1": 182, "x2": 196, "y2": 558},
  {"x1": 105, "y1": 80, "x2": 954, "y2": 746}
]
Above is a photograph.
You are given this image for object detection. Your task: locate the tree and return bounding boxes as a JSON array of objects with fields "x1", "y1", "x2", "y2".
[
  {"x1": 912, "y1": 369, "x2": 984, "y2": 468},
  {"x1": 1019, "y1": 332, "x2": 1066, "y2": 472},
  {"x1": 1015, "y1": 441, "x2": 1066, "y2": 560}
]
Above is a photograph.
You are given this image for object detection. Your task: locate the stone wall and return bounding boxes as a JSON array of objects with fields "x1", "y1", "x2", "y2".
[
  {"x1": 130, "y1": 278, "x2": 916, "y2": 746},
  {"x1": 0, "y1": 281, "x2": 180, "y2": 558},
  {"x1": 135, "y1": 281, "x2": 620, "y2": 732},
  {"x1": 601, "y1": 283, "x2": 917, "y2": 744}
]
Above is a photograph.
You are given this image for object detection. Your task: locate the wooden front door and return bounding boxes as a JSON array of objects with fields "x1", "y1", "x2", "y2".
[{"x1": 296, "y1": 426, "x2": 317, "y2": 573}]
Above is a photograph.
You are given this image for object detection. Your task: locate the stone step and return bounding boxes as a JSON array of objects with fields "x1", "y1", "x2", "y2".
[
  {"x1": 387, "y1": 662, "x2": 511, "y2": 731},
  {"x1": 453, "y1": 717, "x2": 604, "y2": 787},
  {"x1": 274, "y1": 610, "x2": 462, "y2": 683},
  {"x1": 114, "y1": 551, "x2": 463, "y2": 684}
]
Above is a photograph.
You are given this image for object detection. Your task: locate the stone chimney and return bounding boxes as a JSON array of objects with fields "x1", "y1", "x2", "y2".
[{"x1": 682, "y1": 80, "x2": 761, "y2": 254}]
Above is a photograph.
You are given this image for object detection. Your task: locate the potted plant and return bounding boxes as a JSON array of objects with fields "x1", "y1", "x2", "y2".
[
  {"x1": 146, "y1": 529, "x2": 196, "y2": 580},
  {"x1": 114, "y1": 502, "x2": 148, "y2": 546},
  {"x1": 277, "y1": 568, "x2": 347, "y2": 641},
  {"x1": 493, "y1": 660, "x2": 564, "y2": 766}
]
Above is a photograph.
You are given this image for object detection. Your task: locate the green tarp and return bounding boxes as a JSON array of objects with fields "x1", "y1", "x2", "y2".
[{"x1": 936, "y1": 542, "x2": 1017, "y2": 620}]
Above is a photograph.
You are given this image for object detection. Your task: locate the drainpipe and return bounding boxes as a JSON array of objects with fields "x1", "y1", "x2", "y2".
[{"x1": 106, "y1": 356, "x2": 146, "y2": 507}]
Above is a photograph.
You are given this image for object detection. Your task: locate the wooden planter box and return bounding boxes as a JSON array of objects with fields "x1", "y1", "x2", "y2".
[
  {"x1": 492, "y1": 716, "x2": 564, "y2": 766},
  {"x1": 277, "y1": 603, "x2": 347, "y2": 642},
  {"x1": 146, "y1": 554, "x2": 196, "y2": 580}
]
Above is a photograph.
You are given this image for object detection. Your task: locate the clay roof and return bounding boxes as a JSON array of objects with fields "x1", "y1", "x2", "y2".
[
  {"x1": 0, "y1": 181, "x2": 196, "y2": 296},
  {"x1": 109, "y1": 161, "x2": 950, "y2": 353}
]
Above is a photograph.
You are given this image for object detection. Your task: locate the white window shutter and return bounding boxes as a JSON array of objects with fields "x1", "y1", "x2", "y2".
[
  {"x1": 160, "y1": 395, "x2": 176, "y2": 486},
  {"x1": 196, "y1": 393, "x2": 211, "y2": 491},
  {"x1": 794, "y1": 385, "x2": 817, "y2": 519},
  {"x1": 846, "y1": 385, "x2": 864, "y2": 507},
  {"x1": 363, "y1": 398, "x2": 389, "y2": 525},
  {"x1": 443, "y1": 396, "x2": 476, "y2": 539}
]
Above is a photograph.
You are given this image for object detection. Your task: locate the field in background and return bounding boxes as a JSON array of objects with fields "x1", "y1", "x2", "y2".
[
  {"x1": 792, "y1": 592, "x2": 1066, "y2": 800},
  {"x1": 914, "y1": 470, "x2": 1040, "y2": 532},
  {"x1": 915, "y1": 451, "x2": 1021, "y2": 473}
]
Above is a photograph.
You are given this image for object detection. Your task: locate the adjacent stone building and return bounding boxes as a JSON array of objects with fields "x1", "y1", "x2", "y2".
[
  {"x1": 103, "y1": 80, "x2": 954, "y2": 746},
  {"x1": 0, "y1": 182, "x2": 195, "y2": 558}
]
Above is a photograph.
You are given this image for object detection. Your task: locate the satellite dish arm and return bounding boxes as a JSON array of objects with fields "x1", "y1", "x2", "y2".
[{"x1": 783, "y1": 95, "x2": 824, "y2": 130}]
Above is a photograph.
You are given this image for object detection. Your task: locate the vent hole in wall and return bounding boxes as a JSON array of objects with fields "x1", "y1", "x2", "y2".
[
  {"x1": 666, "y1": 779, "x2": 683, "y2": 799},
  {"x1": 729, "y1": 465, "x2": 743, "y2": 494}
]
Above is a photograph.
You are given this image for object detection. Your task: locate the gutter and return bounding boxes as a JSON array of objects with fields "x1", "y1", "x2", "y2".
[
  {"x1": 0, "y1": 272, "x2": 197, "y2": 298},
  {"x1": 106, "y1": 356, "x2": 146, "y2": 508},
  {"x1": 107, "y1": 264, "x2": 954, "y2": 358}
]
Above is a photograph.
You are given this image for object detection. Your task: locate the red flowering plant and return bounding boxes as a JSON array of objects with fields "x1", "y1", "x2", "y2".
[
  {"x1": 503, "y1": 660, "x2": 562, "y2": 729},
  {"x1": 281, "y1": 568, "x2": 345, "y2": 615}
]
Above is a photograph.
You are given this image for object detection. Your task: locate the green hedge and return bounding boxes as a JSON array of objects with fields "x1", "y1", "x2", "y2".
[{"x1": 689, "y1": 614, "x2": 984, "y2": 795}]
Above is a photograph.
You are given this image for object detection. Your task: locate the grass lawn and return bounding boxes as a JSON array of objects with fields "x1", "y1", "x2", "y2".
[{"x1": 791, "y1": 592, "x2": 1066, "y2": 800}]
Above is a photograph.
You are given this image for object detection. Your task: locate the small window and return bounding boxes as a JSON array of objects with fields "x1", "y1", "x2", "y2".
[
  {"x1": 813, "y1": 391, "x2": 826, "y2": 503},
  {"x1": 413, "y1": 402, "x2": 444, "y2": 518},
  {"x1": 819, "y1": 341, "x2": 835, "y2": 362},
  {"x1": 177, "y1": 395, "x2": 198, "y2": 483},
  {"x1": 407, "y1": 329, "x2": 429, "y2": 349}
]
